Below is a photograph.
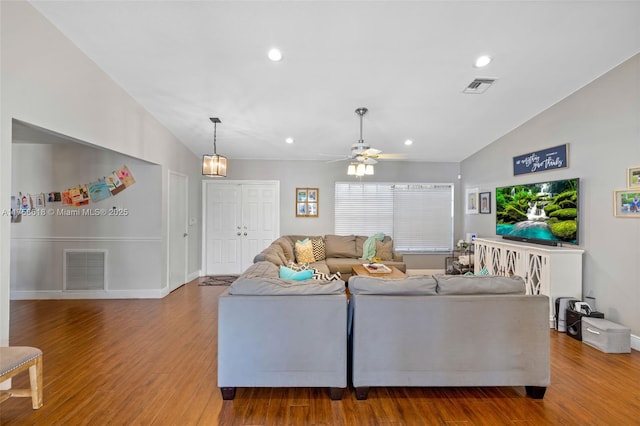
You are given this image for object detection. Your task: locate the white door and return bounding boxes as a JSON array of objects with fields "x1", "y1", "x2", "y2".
[
  {"x1": 168, "y1": 171, "x2": 188, "y2": 291},
  {"x1": 203, "y1": 181, "x2": 279, "y2": 275},
  {"x1": 241, "y1": 184, "x2": 278, "y2": 271}
]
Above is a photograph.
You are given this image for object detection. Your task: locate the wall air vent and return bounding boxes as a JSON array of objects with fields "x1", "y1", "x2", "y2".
[
  {"x1": 64, "y1": 250, "x2": 107, "y2": 291},
  {"x1": 463, "y1": 78, "x2": 496, "y2": 94}
]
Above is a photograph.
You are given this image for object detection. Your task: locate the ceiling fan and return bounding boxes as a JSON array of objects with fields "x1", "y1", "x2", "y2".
[{"x1": 339, "y1": 107, "x2": 407, "y2": 166}]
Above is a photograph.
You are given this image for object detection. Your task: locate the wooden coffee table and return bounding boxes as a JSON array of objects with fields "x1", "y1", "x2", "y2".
[{"x1": 351, "y1": 264, "x2": 407, "y2": 279}]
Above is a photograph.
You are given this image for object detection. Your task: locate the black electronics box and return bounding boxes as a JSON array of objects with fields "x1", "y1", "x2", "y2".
[
  {"x1": 555, "y1": 297, "x2": 579, "y2": 332},
  {"x1": 566, "y1": 309, "x2": 605, "y2": 341}
]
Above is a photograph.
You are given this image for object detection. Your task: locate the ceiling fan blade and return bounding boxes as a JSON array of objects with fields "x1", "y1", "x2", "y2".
[
  {"x1": 364, "y1": 148, "x2": 381, "y2": 156},
  {"x1": 377, "y1": 153, "x2": 408, "y2": 159},
  {"x1": 363, "y1": 158, "x2": 378, "y2": 165},
  {"x1": 325, "y1": 157, "x2": 350, "y2": 163},
  {"x1": 319, "y1": 153, "x2": 348, "y2": 158}
]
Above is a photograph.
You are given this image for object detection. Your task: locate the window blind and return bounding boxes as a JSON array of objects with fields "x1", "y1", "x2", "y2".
[
  {"x1": 334, "y1": 182, "x2": 393, "y2": 236},
  {"x1": 334, "y1": 182, "x2": 454, "y2": 252},
  {"x1": 392, "y1": 184, "x2": 453, "y2": 252}
]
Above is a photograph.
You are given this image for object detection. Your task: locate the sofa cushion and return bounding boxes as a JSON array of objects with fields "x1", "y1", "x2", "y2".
[
  {"x1": 375, "y1": 237, "x2": 394, "y2": 261},
  {"x1": 254, "y1": 245, "x2": 286, "y2": 266},
  {"x1": 348, "y1": 275, "x2": 438, "y2": 295},
  {"x1": 241, "y1": 261, "x2": 280, "y2": 279},
  {"x1": 325, "y1": 235, "x2": 357, "y2": 258},
  {"x1": 295, "y1": 239, "x2": 316, "y2": 263},
  {"x1": 279, "y1": 266, "x2": 314, "y2": 281},
  {"x1": 324, "y1": 258, "x2": 364, "y2": 275},
  {"x1": 229, "y1": 276, "x2": 346, "y2": 295},
  {"x1": 273, "y1": 237, "x2": 295, "y2": 263},
  {"x1": 355, "y1": 236, "x2": 367, "y2": 258},
  {"x1": 433, "y1": 274, "x2": 526, "y2": 295},
  {"x1": 311, "y1": 238, "x2": 326, "y2": 261}
]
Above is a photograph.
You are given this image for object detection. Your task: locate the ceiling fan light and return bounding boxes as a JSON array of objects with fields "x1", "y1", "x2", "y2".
[
  {"x1": 365, "y1": 164, "x2": 374, "y2": 175},
  {"x1": 347, "y1": 163, "x2": 357, "y2": 175},
  {"x1": 356, "y1": 163, "x2": 366, "y2": 176}
]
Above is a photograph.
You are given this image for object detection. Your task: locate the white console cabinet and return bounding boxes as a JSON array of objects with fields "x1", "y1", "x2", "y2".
[{"x1": 474, "y1": 238, "x2": 583, "y2": 328}]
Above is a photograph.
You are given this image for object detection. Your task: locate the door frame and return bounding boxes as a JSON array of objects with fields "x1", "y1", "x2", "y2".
[
  {"x1": 201, "y1": 180, "x2": 280, "y2": 275},
  {"x1": 168, "y1": 170, "x2": 189, "y2": 291}
]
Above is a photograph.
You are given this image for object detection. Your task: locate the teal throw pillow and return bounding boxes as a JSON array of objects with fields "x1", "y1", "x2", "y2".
[
  {"x1": 279, "y1": 266, "x2": 313, "y2": 281},
  {"x1": 477, "y1": 268, "x2": 489, "y2": 276}
]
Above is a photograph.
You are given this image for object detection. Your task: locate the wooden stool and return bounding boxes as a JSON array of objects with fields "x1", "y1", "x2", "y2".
[{"x1": 0, "y1": 346, "x2": 43, "y2": 409}]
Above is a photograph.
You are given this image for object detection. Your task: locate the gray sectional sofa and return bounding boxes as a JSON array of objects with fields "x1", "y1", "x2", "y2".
[
  {"x1": 217, "y1": 268, "x2": 551, "y2": 400},
  {"x1": 218, "y1": 260, "x2": 348, "y2": 400},
  {"x1": 348, "y1": 274, "x2": 550, "y2": 400},
  {"x1": 253, "y1": 234, "x2": 406, "y2": 280}
]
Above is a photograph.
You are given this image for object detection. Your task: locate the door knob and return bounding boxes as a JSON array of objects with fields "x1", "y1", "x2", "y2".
[{"x1": 244, "y1": 232, "x2": 247, "y2": 236}]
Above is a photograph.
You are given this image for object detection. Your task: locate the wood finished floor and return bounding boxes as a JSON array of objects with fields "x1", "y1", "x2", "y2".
[{"x1": 2, "y1": 278, "x2": 639, "y2": 425}]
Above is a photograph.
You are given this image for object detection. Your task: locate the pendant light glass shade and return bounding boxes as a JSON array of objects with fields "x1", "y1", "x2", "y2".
[
  {"x1": 365, "y1": 164, "x2": 374, "y2": 175},
  {"x1": 347, "y1": 163, "x2": 357, "y2": 175},
  {"x1": 202, "y1": 154, "x2": 227, "y2": 177},
  {"x1": 202, "y1": 117, "x2": 227, "y2": 177}
]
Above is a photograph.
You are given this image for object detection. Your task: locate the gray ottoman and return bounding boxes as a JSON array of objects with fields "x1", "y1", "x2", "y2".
[{"x1": 582, "y1": 317, "x2": 631, "y2": 353}]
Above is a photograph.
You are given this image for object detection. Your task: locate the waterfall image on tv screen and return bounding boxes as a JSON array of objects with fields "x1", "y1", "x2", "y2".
[{"x1": 495, "y1": 178, "x2": 579, "y2": 245}]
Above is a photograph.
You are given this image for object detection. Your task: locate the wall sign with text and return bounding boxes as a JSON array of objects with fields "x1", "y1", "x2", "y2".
[{"x1": 513, "y1": 144, "x2": 569, "y2": 176}]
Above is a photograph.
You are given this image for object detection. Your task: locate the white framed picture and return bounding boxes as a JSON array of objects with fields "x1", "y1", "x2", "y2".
[{"x1": 466, "y1": 188, "x2": 479, "y2": 214}]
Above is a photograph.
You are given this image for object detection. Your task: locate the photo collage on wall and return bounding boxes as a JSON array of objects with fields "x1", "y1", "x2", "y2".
[{"x1": 11, "y1": 165, "x2": 135, "y2": 222}]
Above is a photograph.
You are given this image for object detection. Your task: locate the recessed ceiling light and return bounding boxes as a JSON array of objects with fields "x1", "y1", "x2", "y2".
[
  {"x1": 474, "y1": 55, "x2": 492, "y2": 68},
  {"x1": 285, "y1": 137, "x2": 294, "y2": 144},
  {"x1": 268, "y1": 48, "x2": 283, "y2": 62},
  {"x1": 404, "y1": 139, "x2": 413, "y2": 146}
]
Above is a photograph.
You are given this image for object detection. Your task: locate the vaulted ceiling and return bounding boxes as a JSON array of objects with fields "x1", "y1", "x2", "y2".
[{"x1": 30, "y1": 1, "x2": 640, "y2": 163}]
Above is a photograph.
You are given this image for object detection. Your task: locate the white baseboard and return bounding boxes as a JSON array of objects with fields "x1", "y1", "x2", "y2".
[
  {"x1": 631, "y1": 333, "x2": 640, "y2": 352},
  {"x1": 187, "y1": 270, "x2": 201, "y2": 282},
  {"x1": 11, "y1": 288, "x2": 168, "y2": 300}
]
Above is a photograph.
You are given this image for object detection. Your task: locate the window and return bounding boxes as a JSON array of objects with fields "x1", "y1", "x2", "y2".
[{"x1": 334, "y1": 182, "x2": 454, "y2": 252}]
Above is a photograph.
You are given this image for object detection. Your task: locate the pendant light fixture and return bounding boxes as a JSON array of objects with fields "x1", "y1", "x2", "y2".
[{"x1": 202, "y1": 117, "x2": 228, "y2": 177}]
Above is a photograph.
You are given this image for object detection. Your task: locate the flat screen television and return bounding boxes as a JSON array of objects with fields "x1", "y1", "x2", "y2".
[{"x1": 495, "y1": 178, "x2": 579, "y2": 246}]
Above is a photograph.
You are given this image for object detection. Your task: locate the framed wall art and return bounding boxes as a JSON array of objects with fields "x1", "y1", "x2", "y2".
[
  {"x1": 513, "y1": 143, "x2": 568, "y2": 176},
  {"x1": 479, "y1": 192, "x2": 491, "y2": 214},
  {"x1": 627, "y1": 166, "x2": 640, "y2": 189},
  {"x1": 296, "y1": 187, "x2": 319, "y2": 217},
  {"x1": 614, "y1": 189, "x2": 640, "y2": 217},
  {"x1": 465, "y1": 188, "x2": 479, "y2": 215}
]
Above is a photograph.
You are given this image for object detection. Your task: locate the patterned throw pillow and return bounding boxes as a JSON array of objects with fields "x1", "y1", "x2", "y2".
[
  {"x1": 375, "y1": 239, "x2": 393, "y2": 261},
  {"x1": 295, "y1": 239, "x2": 315, "y2": 263},
  {"x1": 311, "y1": 238, "x2": 326, "y2": 261},
  {"x1": 286, "y1": 262, "x2": 342, "y2": 281}
]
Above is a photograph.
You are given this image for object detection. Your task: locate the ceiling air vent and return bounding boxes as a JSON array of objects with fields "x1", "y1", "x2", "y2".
[{"x1": 463, "y1": 78, "x2": 496, "y2": 94}]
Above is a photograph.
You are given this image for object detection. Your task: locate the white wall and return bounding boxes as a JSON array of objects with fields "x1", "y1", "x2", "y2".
[
  {"x1": 11, "y1": 142, "x2": 163, "y2": 297},
  {"x1": 223, "y1": 159, "x2": 461, "y2": 269},
  {"x1": 1, "y1": 1, "x2": 202, "y2": 345},
  {"x1": 461, "y1": 53, "x2": 640, "y2": 341}
]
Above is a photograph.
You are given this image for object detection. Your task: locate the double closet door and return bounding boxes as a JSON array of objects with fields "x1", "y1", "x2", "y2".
[{"x1": 203, "y1": 181, "x2": 279, "y2": 275}]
